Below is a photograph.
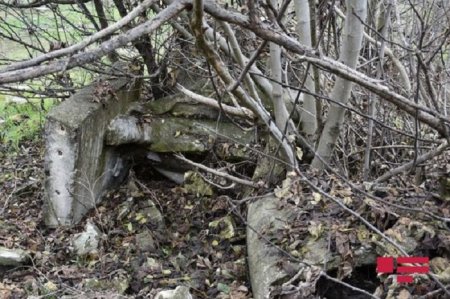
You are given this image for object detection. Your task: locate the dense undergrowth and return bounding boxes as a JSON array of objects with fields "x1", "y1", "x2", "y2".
[{"x1": 0, "y1": 97, "x2": 55, "y2": 150}]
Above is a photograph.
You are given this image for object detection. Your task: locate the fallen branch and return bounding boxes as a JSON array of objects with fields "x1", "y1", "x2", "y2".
[
  {"x1": 176, "y1": 83, "x2": 255, "y2": 119},
  {"x1": 175, "y1": 154, "x2": 261, "y2": 188},
  {"x1": 374, "y1": 140, "x2": 449, "y2": 183}
]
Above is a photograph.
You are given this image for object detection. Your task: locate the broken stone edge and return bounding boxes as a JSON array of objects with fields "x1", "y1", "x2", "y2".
[{"x1": 44, "y1": 75, "x2": 141, "y2": 227}]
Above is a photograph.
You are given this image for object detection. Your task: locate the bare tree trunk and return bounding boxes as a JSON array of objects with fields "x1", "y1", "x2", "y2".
[
  {"x1": 113, "y1": 0, "x2": 163, "y2": 97},
  {"x1": 191, "y1": 0, "x2": 297, "y2": 168},
  {"x1": 268, "y1": 9, "x2": 293, "y2": 136},
  {"x1": 294, "y1": 0, "x2": 318, "y2": 141},
  {"x1": 267, "y1": 0, "x2": 294, "y2": 144},
  {"x1": 93, "y1": 0, "x2": 119, "y2": 62},
  {"x1": 334, "y1": 4, "x2": 411, "y2": 94},
  {"x1": 363, "y1": 1, "x2": 392, "y2": 180},
  {"x1": 312, "y1": 0, "x2": 367, "y2": 169},
  {"x1": 270, "y1": 42, "x2": 290, "y2": 131}
]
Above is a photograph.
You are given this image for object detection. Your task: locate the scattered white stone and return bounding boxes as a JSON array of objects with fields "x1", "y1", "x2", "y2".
[
  {"x1": 153, "y1": 166, "x2": 185, "y2": 184},
  {"x1": 141, "y1": 200, "x2": 165, "y2": 231},
  {"x1": 72, "y1": 222, "x2": 102, "y2": 256},
  {"x1": 155, "y1": 286, "x2": 193, "y2": 299},
  {"x1": 0, "y1": 246, "x2": 30, "y2": 266}
]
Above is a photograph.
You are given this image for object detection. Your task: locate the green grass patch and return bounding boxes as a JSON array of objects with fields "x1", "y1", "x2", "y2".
[{"x1": 0, "y1": 95, "x2": 56, "y2": 151}]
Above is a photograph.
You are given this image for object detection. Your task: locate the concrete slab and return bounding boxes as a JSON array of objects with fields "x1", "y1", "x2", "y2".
[{"x1": 44, "y1": 76, "x2": 141, "y2": 227}]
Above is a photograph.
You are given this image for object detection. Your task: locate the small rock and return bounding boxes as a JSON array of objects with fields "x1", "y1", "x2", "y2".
[
  {"x1": 135, "y1": 229, "x2": 156, "y2": 252},
  {"x1": 0, "y1": 246, "x2": 30, "y2": 266},
  {"x1": 83, "y1": 274, "x2": 129, "y2": 295},
  {"x1": 72, "y1": 222, "x2": 102, "y2": 256},
  {"x1": 155, "y1": 286, "x2": 192, "y2": 299},
  {"x1": 118, "y1": 198, "x2": 133, "y2": 220},
  {"x1": 141, "y1": 200, "x2": 165, "y2": 230},
  {"x1": 154, "y1": 166, "x2": 185, "y2": 184},
  {"x1": 146, "y1": 257, "x2": 161, "y2": 270}
]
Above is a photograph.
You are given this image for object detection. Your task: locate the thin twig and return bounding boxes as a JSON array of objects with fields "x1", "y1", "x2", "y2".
[
  {"x1": 176, "y1": 83, "x2": 254, "y2": 118},
  {"x1": 1, "y1": 0, "x2": 159, "y2": 73},
  {"x1": 375, "y1": 140, "x2": 449, "y2": 183},
  {"x1": 421, "y1": 284, "x2": 450, "y2": 298},
  {"x1": 175, "y1": 154, "x2": 261, "y2": 188}
]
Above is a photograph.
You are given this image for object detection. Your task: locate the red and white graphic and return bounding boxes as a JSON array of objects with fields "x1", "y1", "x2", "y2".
[{"x1": 376, "y1": 256, "x2": 429, "y2": 283}]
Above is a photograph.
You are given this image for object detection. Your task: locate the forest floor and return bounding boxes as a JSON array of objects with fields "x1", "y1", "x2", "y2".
[
  {"x1": 0, "y1": 141, "x2": 250, "y2": 298},
  {"x1": 0, "y1": 139, "x2": 449, "y2": 298}
]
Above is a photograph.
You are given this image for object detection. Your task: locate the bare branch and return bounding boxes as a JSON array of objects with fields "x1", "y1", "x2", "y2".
[
  {"x1": 203, "y1": 0, "x2": 449, "y2": 136},
  {"x1": 176, "y1": 83, "x2": 255, "y2": 119},
  {"x1": 0, "y1": 0, "x2": 91, "y2": 9},
  {"x1": 175, "y1": 154, "x2": 261, "y2": 188},
  {"x1": 374, "y1": 140, "x2": 449, "y2": 183},
  {"x1": 1, "y1": 0, "x2": 159, "y2": 73},
  {"x1": 0, "y1": 0, "x2": 189, "y2": 83},
  {"x1": 192, "y1": 0, "x2": 297, "y2": 168}
]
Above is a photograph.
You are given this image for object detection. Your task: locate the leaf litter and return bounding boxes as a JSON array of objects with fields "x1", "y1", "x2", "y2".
[{"x1": 0, "y1": 140, "x2": 449, "y2": 298}]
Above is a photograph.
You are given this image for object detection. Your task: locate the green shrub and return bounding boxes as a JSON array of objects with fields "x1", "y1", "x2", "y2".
[{"x1": 0, "y1": 96, "x2": 56, "y2": 150}]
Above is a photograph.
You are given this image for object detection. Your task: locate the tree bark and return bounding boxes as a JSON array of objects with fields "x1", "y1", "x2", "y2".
[
  {"x1": 269, "y1": 8, "x2": 291, "y2": 133},
  {"x1": 311, "y1": 0, "x2": 367, "y2": 169},
  {"x1": 294, "y1": 0, "x2": 318, "y2": 141}
]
